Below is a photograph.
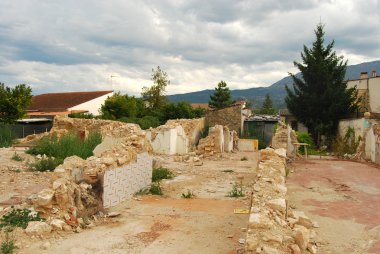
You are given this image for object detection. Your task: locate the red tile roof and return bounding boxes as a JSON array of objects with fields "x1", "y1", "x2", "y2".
[
  {"x1": 190, "y1": 103, "x2": 210, "y2": 110},
  {"x1": 28, "y1": 91, "x2": 113, "y2": 112}
]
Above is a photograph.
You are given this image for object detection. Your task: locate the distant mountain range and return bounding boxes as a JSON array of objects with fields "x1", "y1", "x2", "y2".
[{"x1": 167, "y1": 60, "x2": 380, "y2": 108}]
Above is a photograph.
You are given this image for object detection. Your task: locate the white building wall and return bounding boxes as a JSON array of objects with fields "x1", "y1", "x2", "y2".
[
  {"x1": 368, "y1": 77, "x2": 380, "y2": 113},
  {"x1": 69, "y1": 92, "x2": 113, "y2": 115}
]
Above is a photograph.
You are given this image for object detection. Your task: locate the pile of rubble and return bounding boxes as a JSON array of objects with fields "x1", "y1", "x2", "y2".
[{"x1": 245, "y1": 124, "x2": 318, "y2": 254}]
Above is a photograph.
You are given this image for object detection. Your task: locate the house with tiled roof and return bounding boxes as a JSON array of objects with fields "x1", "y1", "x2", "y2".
[{"x1": 27, "y1": 90, "x2": 113, "y2": 118}]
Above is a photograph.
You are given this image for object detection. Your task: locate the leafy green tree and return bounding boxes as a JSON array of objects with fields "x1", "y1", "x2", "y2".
[
  {"x1": 260, "y1": 94, "x2": 277, "y2": 115},
  {"x1": 285, "y1": 24, "x2": 358, "y2": 146},
  {"x1": 208, "y1": 81, "x2": 233, "y2": 109},
  {"x1": 141, "y1": 66, "x2": 170, "y2": 109},
  {"x1": 160, "y1": 102, "x2": 206, "y2": 122},
  {"x1": 100, "y1": 93, "x2": 144, "y2": 119},
  {"x1": 0, "y1": 83, "x2": 32, "y2": 123}
]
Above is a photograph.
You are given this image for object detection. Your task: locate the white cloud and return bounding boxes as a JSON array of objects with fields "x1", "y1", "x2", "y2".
[{"x1": 0, "y1": 0, "x2": 378, "y2": 95}]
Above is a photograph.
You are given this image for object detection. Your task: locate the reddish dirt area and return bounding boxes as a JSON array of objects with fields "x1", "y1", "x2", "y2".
[{"x1": 287, "y1": 158, "x2": 380, "y2": 254}]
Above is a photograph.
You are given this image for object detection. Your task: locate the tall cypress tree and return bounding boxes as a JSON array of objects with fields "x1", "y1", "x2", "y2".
[
  {"x1": 285, "y1": 24, "x2": 358, "y2": 146},
  {"x1": 209, "y1": 81, "x2": 233, "y2": 109}
]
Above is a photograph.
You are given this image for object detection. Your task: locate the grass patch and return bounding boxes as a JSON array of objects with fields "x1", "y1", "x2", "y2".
[
  {"x1": 27, "y1": 132, "x2": 102, "y2": 160},
  {"x1": 222, "y1": 169, "x2": 234, "y2": 173},
  {"x1": 181, "y1": 190, "x2": 195, "y2": 199},
  {"x1": 26, "y1": 132, "x2": 102, "y2": 171},
  {"x1": 149, "y1": 182, "x2": 163, "y2": 195},
  {"x1": 1, "y1": 229, "x2": 17, "y2": 254},
  {"x1": 0, "y1": 125, "x2": 16, "y2": 148},
  {"x1": 240, "y1": 156, "x2": 248, "y2": 161},
  {"x1": 0, "y1": 209, "x2": 44, "y2": 230},
  {"x1": 152, "y1": 167, "x2": 173, "y2": 182},
  {"x1": 226, "y1": 182, "x2": 244, "y2": 198},
  {"x1": 11, "y1": 153, "x2": 23, "y2": 162}
]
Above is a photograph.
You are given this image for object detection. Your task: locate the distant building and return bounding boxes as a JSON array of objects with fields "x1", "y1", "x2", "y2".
[
  {"x1": 243, "y1": 115, "x2": 280, "y2": 147},
  {"x1": 27, "y1": 90, "x2": 113, "y2": 118},
  {"x1": 346, "y1": 71, "x2": 380, "y2": 117},
  {"x1": 279, "y1": 109, "x2": 308, "y2": 133}
]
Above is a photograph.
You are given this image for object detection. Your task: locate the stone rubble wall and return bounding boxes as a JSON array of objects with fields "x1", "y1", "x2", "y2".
[
  {"x1": 206, "y1": 104, "x2": 243, "y2": 134},
  {"x1": 196, "y1": 125, "x2": 237, "y2": 156},
  {"x1": 272, "y1": 122, "x2": 297, "y2": 157},
  {"x1": 245, "y1": 125, "x2": 318, "y2": 254}
]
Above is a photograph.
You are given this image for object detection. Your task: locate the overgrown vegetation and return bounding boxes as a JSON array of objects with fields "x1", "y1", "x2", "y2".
[
  {"x1": 152, "y1": 167, "x2": 173, "y2": 182},
  {"x1": 149, "y1": 182, "x2": 163, "y2": 195},
  {"x1": 27, "y1": 132, "x2": 102, "y2": 171},
  {"x1": 296, "y1": 132, "x2": 315, "y2": 154},
  {"x1": 0, "y1": 209, "x2": 43, "y2": 230},
  {"x1": 332, "y1": 127, "x2": 361, "y2": 157},
  {"x1": 0, "y1": 126, "x2": 16, "y2": 148},
  {"x1": 226, "y1": 182, "x2": 244, "y2": 197},
  {"x1": 11, "y1": 153, "x2": 23, "y2": 162},
  {"x1": 181, "y1": 190, "x2": 195, "y2": 199}
]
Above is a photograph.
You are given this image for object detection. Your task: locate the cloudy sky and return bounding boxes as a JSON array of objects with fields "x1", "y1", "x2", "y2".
[{"x1": 0, "y1": 0, "x2": 379, "y2": 96}]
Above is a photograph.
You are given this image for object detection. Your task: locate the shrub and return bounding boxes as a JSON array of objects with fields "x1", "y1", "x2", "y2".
[
  {"x1": 296, "y1": 132, "x2": 315, "y2": 154},
  {"x1": 149, "y1": 182, "x2": 162, "y2": 195},
  {"x1": 152, "y1": 167, "x2": 173, "y2": 182},
  {"x1": 0, "y1": 125, "x2": 16, "y2": 148},
  {"x1": 0, "y1": 209, "x2": 43, "y2": 230},
  {"x1": 226, "y1": 182, "x2": 244, "y2": 197}
]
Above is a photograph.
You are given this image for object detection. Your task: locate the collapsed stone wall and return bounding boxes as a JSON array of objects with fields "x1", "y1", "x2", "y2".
[
  {"x1": 25, "y1": 117, "x2": 154, "y2": 235},
  {"x1": 146, "y1": 124, "x2": 189, "y2": 155},
  {"x1": 245, "y1": 125, "x2": 318, "y2": 254},
  {"x1": 206, "y1": 104, "x2": 243, "y2": 134},
  {"x1": 197, "y1": 125, "x2": 237, "y2": 156},
  {"x1": 166, "y1": 118, "x2": 206, "y2": 150},
  {"x1": 272, "y1": 122, "x2": 297, "y2": 157}
]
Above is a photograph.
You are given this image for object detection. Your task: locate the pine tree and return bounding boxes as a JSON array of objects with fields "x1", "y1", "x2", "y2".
[
  {"x1": 285, "y1": 24, "x2": 358, "y2": 146},
  {"x1": 260, "y1": 94, "x2": 277, "y2": 115},
  {"x1": 208, "y1": 81, "x2": 233, "y2": 109}
]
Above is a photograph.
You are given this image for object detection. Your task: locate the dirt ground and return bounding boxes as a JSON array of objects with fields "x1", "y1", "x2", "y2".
[
  {"x1": 287, "y1": 158, "x2": 380, "y2": 254},
  {"x1": 0, "y1": 149, "x2": 258, "y2": 254}
]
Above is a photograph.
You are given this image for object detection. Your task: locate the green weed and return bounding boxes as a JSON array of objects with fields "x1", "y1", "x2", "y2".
[
  {"x1": 0, "y1": 209, "x2": 44, "y2": 230},
  {"x1": 152, "y1": 167, "x2": 173, "y2": 182},
  {"x1": 226, "y1": 182, "x2": 244, "y2": 198},
  {"x1": 11, "y1": 153, "x2": 23, "y2": 162},
  {"x1": 181, "y1": 190, "x2": 195, "y2": 199},
  {"x1": 1, "y1": 229, "x2": 17, "y2": 254},
  {"x1": 28, "y1": 157, "x2": 61, "y2": 172},
  {"x1": 240, "y1": 156, "x2": 248, "y2": 161},
  {"x1": 149, "y1": 182, "x2": 163, "y2": 195},
  {"x1": 222, "y1": 169, "x2": 234, "y2": 173}
]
